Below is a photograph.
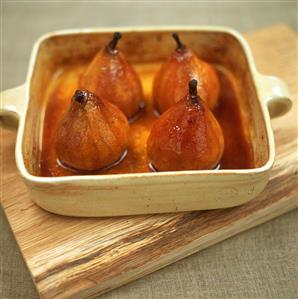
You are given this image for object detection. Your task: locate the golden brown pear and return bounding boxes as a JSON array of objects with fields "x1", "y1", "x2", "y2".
[
  {"x1": 147, "y1": 79, "x2": 224, "y2": 171},
  {"x1": 55, "y1": 90, "x2": 129, "y2": 171},
  {"x1": 80, "y1": 32, "x2": 143, "y2": 119},
  {"x1": 153, "y1": 33, "x2": 220, "y2": 114}
]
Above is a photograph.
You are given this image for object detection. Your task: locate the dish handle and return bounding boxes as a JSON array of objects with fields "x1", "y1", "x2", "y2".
[
  {"x1": 0, "y1": 84, "x2": 26, "y2": 129},
  {"x1": 256, "y1": 73, "x2": 292, "y2": 118}
]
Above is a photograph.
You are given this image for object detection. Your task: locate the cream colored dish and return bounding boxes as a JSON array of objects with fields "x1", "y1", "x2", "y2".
[{"x1": 0, "y1": 27, "x2": 292, "y2": 216}]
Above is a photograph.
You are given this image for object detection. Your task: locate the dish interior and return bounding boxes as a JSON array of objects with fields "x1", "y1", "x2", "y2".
[{"x1": 23, "y1": 30, "x2": 269, "y2": 177}]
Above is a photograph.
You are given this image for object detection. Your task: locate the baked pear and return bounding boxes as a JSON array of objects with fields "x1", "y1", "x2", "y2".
[
  {"x1": 80, "y1": 32, "x2": 143, "y2": 119},
  {"x1": 153, "y1": 33, "x2": 219, "y2": 114},
  {"x1": 147, "y1": 79, "x2": 224, "y2": 171},
  {"x1": 55, "y1": 90, "x2": 129, "y2": 171}
]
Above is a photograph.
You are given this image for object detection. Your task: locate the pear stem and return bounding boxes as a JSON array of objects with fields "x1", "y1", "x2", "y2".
[
  {"x1": 172, "y1": 32, "x2": 185, "y2": 51},
  {"x1": 189, "y1": 79, "x2": 199, "y2": 104},
  {"x1": 73, "y1": 90, "x2": 87, "y2": 104},
  {"x1": 107, "y1": 32, "x2": 122, "y2": 53}
]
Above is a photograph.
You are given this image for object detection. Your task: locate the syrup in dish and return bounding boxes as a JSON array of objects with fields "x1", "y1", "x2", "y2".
[{"x1": 40, "y1": 62, "x2": 254, "y2": 177}]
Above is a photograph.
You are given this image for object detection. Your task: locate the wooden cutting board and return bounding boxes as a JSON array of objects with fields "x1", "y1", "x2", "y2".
[{"x1": 1, "y1": 24, "x2": 297, "y2": 299}]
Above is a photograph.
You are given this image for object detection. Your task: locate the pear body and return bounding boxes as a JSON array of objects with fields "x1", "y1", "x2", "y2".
[
  {"x1": 153, "y1": 47, "x2": 219, "y2": 114},
  {"x1": 147, "y1": 95, "x2": 224, "y2": 171},
  {"x1": 55, "y1": 90, "x2": 129, "y2": 171},
  {"x1": 80, "y1": 47, "x2": 143, "y2": 119}
]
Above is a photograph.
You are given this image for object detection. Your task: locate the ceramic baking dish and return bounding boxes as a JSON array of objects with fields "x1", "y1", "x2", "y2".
[{"x1": 0, "y1": 26, "x2": 292, "y2": 217}]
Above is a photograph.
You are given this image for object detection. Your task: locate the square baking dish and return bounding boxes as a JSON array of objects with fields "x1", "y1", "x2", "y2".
[{"x1": 0, "y1": 26, "x2": 292, "y2": 216}]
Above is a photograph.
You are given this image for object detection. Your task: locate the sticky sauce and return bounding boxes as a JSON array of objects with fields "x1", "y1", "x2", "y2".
[{"x1": 40, "y1": 62, "x2": 254, "y2": 177}]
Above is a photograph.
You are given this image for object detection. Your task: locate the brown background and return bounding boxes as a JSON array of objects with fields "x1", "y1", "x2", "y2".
[{"x1": 1, "y1": 1, "x2": 297, "y2": 298}]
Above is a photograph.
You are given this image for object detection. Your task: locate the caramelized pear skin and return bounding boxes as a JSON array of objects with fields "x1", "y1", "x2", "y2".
[
  {"x1": 55, "y1": 90, "x2": 129, "y2": 171},
  {"x1": 147, "y1": 80, "x2": 224, "y2": 171},
  {"x1": 80, "y1": 32, "x2": 143, "y2": 119},
  {"x1": 153, "y1": 33, "x2": 220, "y2": 114}
]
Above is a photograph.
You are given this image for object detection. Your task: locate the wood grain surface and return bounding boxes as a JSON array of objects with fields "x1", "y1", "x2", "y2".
[{"x1": 1, "y1": 24, "x2": 297, "y2": 299}]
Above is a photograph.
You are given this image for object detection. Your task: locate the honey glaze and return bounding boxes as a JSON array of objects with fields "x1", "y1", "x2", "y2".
[{"x1": 40, "y1": 62, "x2": 254, "y2": 177}]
